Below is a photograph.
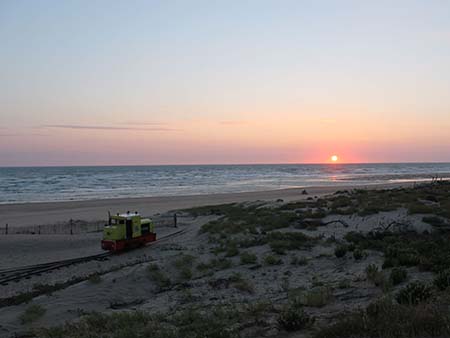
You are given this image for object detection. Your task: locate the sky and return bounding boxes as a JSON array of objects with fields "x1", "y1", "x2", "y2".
[{"x1": 1, "y1": 0, "x2": 450, "y2": 166}]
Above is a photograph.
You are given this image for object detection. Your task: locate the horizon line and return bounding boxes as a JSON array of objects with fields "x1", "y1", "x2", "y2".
[{"x1": 1, "y1": 161, "x2": 450, "y2": 169}]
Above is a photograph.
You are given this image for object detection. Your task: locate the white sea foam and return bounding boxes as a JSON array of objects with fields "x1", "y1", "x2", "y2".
[{"x1": 0, "y1": 163, "x2": 450, "y2": 204}]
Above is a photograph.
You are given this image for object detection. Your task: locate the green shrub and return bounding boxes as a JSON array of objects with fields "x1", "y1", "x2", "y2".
[
  {"x1": 173, "y1": 254, "x2": 196, "y2": 269},
  {"x1": 303, "y1": 208, "x2": 328, "y2": 219},
  {"x1": 245, "y1": 301, "x2": 273, "y2": 319},
  {"x1": 346, "y1": 229, "x2": 450, "y2": 273},
  {"x1": 147, "y1": 264, "x2": 171, "y2": 289},
  {"x1": 179, "y1": 266, "x2": 193, "y2": 280},
  {"x1": 364, "y1": 263, "x2": 391, "y2": 291},
  {"x1": 334, "y1": 245, "x2": 348, "y2": 258},
  {"x1": 20, "y1": 304, "x2": 46, "y2": 324},
  {"x1": 225, "y1": 243, "x2": 239, "y2": 257},
  {"x1": 179, "y1": 288, "x2": 194, "y2": 304},
  {"x1": 197, "y1": 203, "x2": 297, "y2": 235},
  {"x1": 301, "y1": 287, "x2": 333, "y2": 307},
  {"x1": 396, "y1": 281, "x2": 432, "y2": 305},
  {"x1": 173, "y1": 254, "x2": 195, "y2": 284},
  {"x1": 264, "y1": 254, "x2": 283, "y2": 265},
  {"x1": 353, "y1": 248, "x2": 364, "y2": 260},
  {"x1": 278, "y1": 299, "x2": 314, "y2": 331},
  {"x1": 408, "y1": 202, "x2": 434, "y2": 214},
  {"x1": 88, "y1": 273, "x2": 102, "y2": 284},
  {"x1": 148, "y1": 263, "x2": 160, "y2": 271},
  {"x1": 434, "y1": 269, "x2": 450, "y2": 291},
  {"x1": 390, "y1": 267, "x2": 407, "y2": 285},
  {"x1": 365, "y1": 264, "x2": 380, "y2": 282},
  {"x1": 382, "y1": 257, "x2": 396, "y2": 269},
  {"x1": 330, "y1": 196, "x2": 353, "y2": 209},
  {"x1": 268, "y1": 231, "x2": 314, "y2": 254},
  {"x1": 395, "y1": 250, "x2": 420, "y2": 267},
  {"x1": 38, "y1": 307, "x2": 240, "y2": 338},
  {"x1": 337, "y1": 279, "x2": 351, "y2": 289},
  {"x1": 240, "y1": 251, "x2": 257, "y2": 265},
  {"x1": 315, "y1": 297, "x2": 450, "y2": 338}
]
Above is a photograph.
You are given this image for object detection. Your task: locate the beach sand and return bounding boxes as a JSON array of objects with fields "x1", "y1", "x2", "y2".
[{"x1": 0, "y1": 182, "x2": 411, "y2": 229}]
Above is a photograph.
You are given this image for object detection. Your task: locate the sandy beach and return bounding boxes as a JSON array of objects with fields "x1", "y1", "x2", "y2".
[{"x1": 0, "y1": 182, "x2": 412, "y2": 229}]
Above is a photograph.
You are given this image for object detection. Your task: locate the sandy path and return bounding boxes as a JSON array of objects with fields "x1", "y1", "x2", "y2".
[
  {"x1": 0, "y1": 182, "x2": 410, "y2": 228},
  {"x1": 0, "y1": 233, "x2": 101, "y2": 269}
]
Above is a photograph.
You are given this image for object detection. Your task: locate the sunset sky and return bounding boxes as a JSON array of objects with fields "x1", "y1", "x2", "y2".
[{"x1": 1, "y1": 0, "x2": 450, "y2": 166}]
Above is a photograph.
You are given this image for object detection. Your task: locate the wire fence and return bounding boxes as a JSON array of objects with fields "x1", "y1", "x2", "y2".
[{"x1": 0, "y1": 214, "x2": 181, "y2": 235}]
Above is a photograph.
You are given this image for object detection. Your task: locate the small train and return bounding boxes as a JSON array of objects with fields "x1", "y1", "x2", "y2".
[{"x1": 101, "y1": 211, "x2": 156, "y2": 251}]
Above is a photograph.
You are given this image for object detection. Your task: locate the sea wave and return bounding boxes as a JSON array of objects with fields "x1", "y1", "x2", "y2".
[{"x1": 0, "y1": 163, "x2": 449, "y2": 204}]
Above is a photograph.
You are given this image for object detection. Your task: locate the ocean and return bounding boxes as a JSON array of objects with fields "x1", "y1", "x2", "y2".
[{"x1": 1, "y1": 163, "x2": 450, "y2": 204}]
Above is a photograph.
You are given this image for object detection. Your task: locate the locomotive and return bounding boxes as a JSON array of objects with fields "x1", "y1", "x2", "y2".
[{"x1": 101, "y1": 211, "x2": 156, "y2": 251}]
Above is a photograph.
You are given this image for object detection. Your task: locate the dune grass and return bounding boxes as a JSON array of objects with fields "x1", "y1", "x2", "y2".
[
  {"x1": 315, "y1": 296, "x2": 450, "y2": 338},
  {"x1": 20, "y1": 304, "x2": 46, "y2": 324},
  {"x1": 37, "y1": 306, "x2": 241, "y2": 338}
]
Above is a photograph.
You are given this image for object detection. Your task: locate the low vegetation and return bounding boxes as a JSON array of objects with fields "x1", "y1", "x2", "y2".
[
  {"x1": 229, "y1": 273, "x2": 255, "y2": 293},
  {"x1": 334, "y1": 244, "x2": 347, "y2": 258},
  {"x1": 301, "y1": 287, "x2": 333, "y2": 307},
  {"x1": 197, "y1": 257, "x2": 232, "y2": 272},
  {"x1": 344, "y1": 230, "x2": 450, "y2": 273},
  {"x1": 268, "y1": 231, "x2": 315, "y2": 254},
  {"x1": 434, "y1": 269, "x2": 450, "y2": 290},
  {"x1": 147, "y1": 263, "x2": 171, "y2": 289},
  {"x1": 264, "y1": 254, "x2": 283, "y2": 265},
  {"x1": 14, "y1": 181, "x2": 450, "y2": 337},
  {"x1": 395, "y1": 281, "x2": 432, "y2": 305},
  {"x1": 352, "y1": 248, "x2": 364, "y2": 260},
  {"x1": 365, "y1": 264, "x2": 381, "y2": 283},
  {"x1": 315, "y1": 297, "x2": 450, "y2": 338},
  {"x1": 240, "y1": 251, "x2": 257, "y2": 265},
  {"x1": 37, "y1": 307, "x2": 241, "y2": 338},
  {"x1": 88, "y1": 273, "x2": 102, "y2": 284},
  {"x1": 173, "y1": 254, "x2": 196, "y2": 281},
  {"x1": 422, "y1": 216, "x2": 446, "y2": 227},
  {"x1": 290, "y1": 255, "x2": 308, "y2": 266},
  {"x1": 390, "y1": 267, "x2": 408, "y2": 285},
  {"x1": 20, "y1": 304, "x2": 46, "y2": 324},
  {"x1": 277, "y1": 299, "x2": 314, "y2": 331}
]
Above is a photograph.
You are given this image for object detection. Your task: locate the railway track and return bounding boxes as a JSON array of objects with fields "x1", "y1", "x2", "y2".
[{"x1": 0, "y1": 228, "x2": 186, "y2": 285}]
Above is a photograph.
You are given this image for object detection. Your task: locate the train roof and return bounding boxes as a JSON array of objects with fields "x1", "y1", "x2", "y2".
[{"x1": 112, "y1": 212, "x2": 141, "y2": 218}]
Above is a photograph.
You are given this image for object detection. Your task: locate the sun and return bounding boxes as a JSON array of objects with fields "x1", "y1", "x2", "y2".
[{"x1": 331, "y1": 155, "x2": 338, "y2": 162}]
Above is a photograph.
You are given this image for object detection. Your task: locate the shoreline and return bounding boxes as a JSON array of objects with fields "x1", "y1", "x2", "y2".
[{"x1": 0, "y1": 182, "x2": 414, "y2": 228}]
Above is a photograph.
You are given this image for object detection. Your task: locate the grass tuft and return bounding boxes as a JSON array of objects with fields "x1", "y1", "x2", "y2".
[{"x1": 20, "y1": 304, "x2": 46, "y2": 324}]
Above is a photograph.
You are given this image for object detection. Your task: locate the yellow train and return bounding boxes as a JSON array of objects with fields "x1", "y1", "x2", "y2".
[{"x1": 101, "y1": 211, "x2": 156, "y2": 251}]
